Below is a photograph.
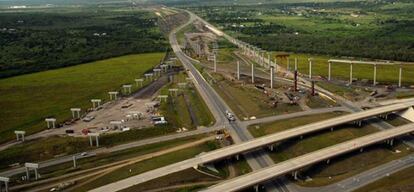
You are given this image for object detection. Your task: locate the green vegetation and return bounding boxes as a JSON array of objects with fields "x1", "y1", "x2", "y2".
[
  {"x1": 0, "y1": 8, "x2": 166, "y2": 78},
  {"x1": 0, "y1": 53, "x2": 164, "y2": 144},
  {"x1": 73, "y1": 140, "x2": 220, "y2": 191},
  {"x1": 354, "y1": 165, "x2": 414, "y2": 192},
  {"x1": 158, "y1": 69, "x2": 214, "y2": 129},
  {"x1": 191, "y1": 1, "x2": 414, "y2": 62},
  {"x1": 248, "y1": 112, "x2": 344, "y2": 138}
]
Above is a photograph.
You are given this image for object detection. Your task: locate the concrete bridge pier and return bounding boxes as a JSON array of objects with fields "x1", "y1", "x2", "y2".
[
  {"x1": 399, "y1": 65, "x2": 403, "y2": 87},
  {"x1": 328, "y1": 61, "x2": 332, "y2": 81},
  {"x1": 270, "y1": 66, "x2": 274, "y2": 89},
  {"x1": 373, "y1": 64, "x2": 377, "y2": 86},
  {"x1": 254, "y1": 185, "x2": 259, "y2": 192},
  {"x1": 349, "y1": 62, "x2": 353, "y2": 84},
  {"x1": 251, "y1": 63, "x2": 255, "y2": 83},
  {"x1": 237, "y1": 61, "x2": 240, "y2": 80},
  {"x1": 235, "y1": 154, "x2": 240, "y2": 161},
  {"x1": 326, "y1": 159, "x2": 330, "y2": 164},
  {"x1": 292, "y1": 171, "x2": 298, "y2": 180}
]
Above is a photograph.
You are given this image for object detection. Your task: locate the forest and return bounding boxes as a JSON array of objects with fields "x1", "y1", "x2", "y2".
[
  {"x1": 0, "y1": 9, "x2": 167, "y2": 78},
  {"x1": 189, "y1": 0, "x2": 414, "y2": 62}
]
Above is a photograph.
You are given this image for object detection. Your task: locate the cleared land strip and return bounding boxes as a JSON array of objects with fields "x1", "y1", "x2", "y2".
[
  {"x1": 202, "y1": 123, "x2": 414, "y2": 192},
  {"x1": 89, "y1": 102, "x2": 414, "y2": 192}
]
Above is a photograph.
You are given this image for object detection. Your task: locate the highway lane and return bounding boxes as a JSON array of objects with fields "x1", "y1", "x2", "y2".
[
  {"x1": 89, "y1": 102, "x2": 414, "y2": 192},
  {"x1": 0, "y1": 125, "x2": 224, "y2": 178},
  {"x1": 202, "y1": 123, "x2": 414, "y2": 192}
]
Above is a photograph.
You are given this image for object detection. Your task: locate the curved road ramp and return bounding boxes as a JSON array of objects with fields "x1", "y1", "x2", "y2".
[
  {"x1": 201, "y1": 123, "x2": 414, "y2": 192},
  {"x1": 89, "y1": 102, "x2": 414, "y2": 192}
]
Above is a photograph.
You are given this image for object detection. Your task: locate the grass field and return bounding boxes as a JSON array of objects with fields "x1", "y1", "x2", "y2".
[
  {"x1": 354, "y1": 165, "x2": 414, "y2": 192},
  {"x1": 248, "y1": 113, "x2": 412, "y2": 186},
  {"x1": 73, "y1": 140, "x2": 220, "y2": 191},
  {"x1": 0, "y1": 52, "x2": 164, "y2": 144}
]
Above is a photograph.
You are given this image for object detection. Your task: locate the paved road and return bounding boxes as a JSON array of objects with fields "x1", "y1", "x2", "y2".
[
  {"x1": 201, "y1": 123, "x2": 414, "y2": 192},
  {"x1": 88, "y1": 102, "x2": 414, "y2": 192},
  {"x1": 0, "y1": 125, "x2": 224, "y2": 178},
  {"x1": 240, "y1": 106, "x2": 350, "y2": 127}
]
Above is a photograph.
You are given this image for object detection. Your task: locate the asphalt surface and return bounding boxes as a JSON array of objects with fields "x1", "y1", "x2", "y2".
[{"x1": 202, "y1": 123, "x2": 414, "y2": 192}]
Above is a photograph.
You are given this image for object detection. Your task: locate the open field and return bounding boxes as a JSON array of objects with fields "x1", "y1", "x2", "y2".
[
  {"x1": 72, "y1": 140, "x2": 221, "y2": 191},
  {"x1": 248, "y1": 113, "x2": 412, "y2": 186},
  {"x1": 0, "y1": 52, "x2": 164, "y2": 144},
  {"x1": 354, "y1": 165, "x2": 414, "y2": 192}
]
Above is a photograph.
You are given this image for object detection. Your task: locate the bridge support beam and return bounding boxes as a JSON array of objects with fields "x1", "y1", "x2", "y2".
[
  {"x1": 295, "y1": 58, "x2": 298, "y2": 71},
  {"x1": 360, "y1": 148, "x2": 364, "y2": 152},
  {"x1": 237, "y1": 61, "x2": 240, "y2": 80},
  {"x1": 269, "y1": 144, "x2": 274, "y2": 151},
  {"x1": 373, "y1": 64, "x2": 377, "y2": 86},
  {"x1": 399, "y1": 65, "x2": 402, "y2": 87},
  {"x1": 254, "y1": 185, "x2": 259, "y2": 192},
  {"x1": 308, "y1": 59, "x2": 312, "y2": 79},
  {"x1": 331, "y1": 127, "x2": 334, "y2": 132},
  {"x1": 326, "y1": 159, "x2": 330, "y2": 164},
  {"x1": 328, "y1": 61, "x2": 331, "y2": 81},
  {"x1": 292, "y1": 171, "x2": 298, "y2": 180},
  {"x1": 349, "y1": 63, "x2": 353, "y2": 84},
  {"x1": 235, "y1": 154, "x2": 240, "y2": 161},
  {"x1": 251, "y1": 63, "x2": 255, "y2": 83},
  {"x1": 270, "y1": 66, "x2": 274, "y2": 89}
]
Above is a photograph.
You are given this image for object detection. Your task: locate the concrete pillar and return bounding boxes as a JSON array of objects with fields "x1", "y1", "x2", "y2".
[
  {"x1": 214, "y1": 54, "x2": 217, "y2": 72},
  {"x1": 349, "y1": 63, "x2": 353, "y2": 84},
  {"x1": 269, "y1": 144, "x2": 274, "y2": 151},
  {"x1": 235, "y1": 154, "x2": 240, "y2": 161},
  {"x1": 331, "y1": 127, "x2": 334, "y2": 132},
  {"x1": 254, "y1": 185, "x2": 259, "y2": 192},
  {"x1": 89, "y1": 136, "x2": 93, "y2": 146},
  {"x1": 267, "y1": 53, "x2": 271, "y2": 68},
  {"x1": 398, "y1": 65, "x2": 402, "y2": 87},
  {"x1": 326, "y1": 159, "x2": 330, "y2": 164},
  {"x1": 287, "y1": 58, "x2": 290, "y2": 71},
  {"x1": 308, "y1": 59, "x2": 312, "y2": 79},
  {"x1": 295, "y1": 58, "x2": 298, "y2": 71},
  {"x1": 25, "y1": 167, "x2": 29, "y2": 180},
  {"x1": 360, "y1": 148, "x2": 364, "y2": 152},
  {"x1": 34, "y1": 168, "x2": 38, "y2": 180},
  {"x1": 390, "y1": 139, "x2": 394, "y2": 146},
  {"x1": 96, "y1": 136, "x2": 99, "y2": 147},
  {"x1": 237, "y1": 61, "x2": 240, "y2": 80},
  {"x1": 328, "y1": 61, "x2": 332, "y2": 81},
  {"x1": 251, "y1": 63, "x2": 255, "y2": 83},
  {"x1": 73, "y1": 155, "x2": 77, "y2": 168},
  {"x1": 270, "y1": 66, "x2": 274, "y2": 89},
  {"x1": 293, "y1": 171, "x2": 298, "y2": 180},
  {"x1": 373, "y1": 64, "x2": 377, "y2": 86},
  {"x1": 294, "y1": 70, "x2": 298, "y2": 92}
]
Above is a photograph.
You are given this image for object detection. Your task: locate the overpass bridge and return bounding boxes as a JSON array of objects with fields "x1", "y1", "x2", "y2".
[
  {"x1": 89, "y1": 101, "x2": 414, "y2": 192},
  {"x1": 202, "y1": 123, "x2": 414, "y2": 192}
]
